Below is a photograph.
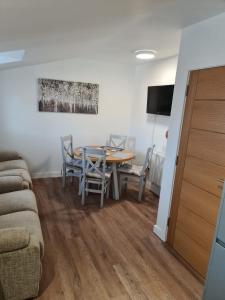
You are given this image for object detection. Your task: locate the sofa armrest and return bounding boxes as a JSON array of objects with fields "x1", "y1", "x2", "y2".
[
  {"x1": 0, "y1": 227, "x2": 29, "y2": 254},
  {"x1": 0, "y1": 151, "x2": 22, "y2": 162},
  {"x1": 0, "y1": 175, "x2": 24, "y2": 194},
  {"x1": 0, "y1": 233, "x2": 41, "y2": 300}
]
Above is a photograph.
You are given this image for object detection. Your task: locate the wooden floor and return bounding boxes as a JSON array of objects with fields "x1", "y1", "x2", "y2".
[{"x1": 34, "y1": 178, "x2": 203, "y2": 300}]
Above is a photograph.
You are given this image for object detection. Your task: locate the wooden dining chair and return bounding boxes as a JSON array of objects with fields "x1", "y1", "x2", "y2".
[
  {"x1": 81, "y1": 147, "x2": 112, "y2": 208},
  {"x1": 108, "y1": 134, "x2": 127, "y2": 149},
  {"x1": 118, "y1": 145, "x2": 155, "y2": 201},
  {"x1": 60, "y1": 135, "x2": 82, "y2": 193}
]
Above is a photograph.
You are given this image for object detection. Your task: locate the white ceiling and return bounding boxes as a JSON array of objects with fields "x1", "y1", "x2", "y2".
[{"x1": 0, "y1": 0, "x2": 225, "y2": 69}]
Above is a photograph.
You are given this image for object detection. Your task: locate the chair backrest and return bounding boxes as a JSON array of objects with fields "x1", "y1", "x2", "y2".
[
  {"x1": 108, "y1": 134, "x2": 127, "y2": 149},
  {"x1": 126, "y1": 136, "x2": 136, "y2": 153},
  {"x1": 141, "y1": 145, "x2": 155, "y2": 176},
  {"x1": 82, "y1": 147, "x2": 107, "y2": 180},
  {"x1": 60, "y1": 135, "x2": 74, "y2": 163}
]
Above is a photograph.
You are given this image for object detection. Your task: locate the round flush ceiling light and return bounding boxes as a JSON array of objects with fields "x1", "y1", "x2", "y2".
[{"x1": 135, "y1": 50, "x2": 157, "y2": 60}]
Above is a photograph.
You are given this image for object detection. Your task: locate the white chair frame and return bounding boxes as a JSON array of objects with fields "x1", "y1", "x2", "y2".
[
  {"x1": 125, "y1": 136, "x2": 136, "y2": 166},
  {"x1": 108, "y1": 134, "x2": 127, "y2": 149},
  {"x1": 118, "y1": 145, "x2": 155, "y2": 201},
  {"x1": 81, "y1": 147, "x2": 111, "y2": 208},
  {"x1": 126, "y1": 136, "x2": 136, "y2": 153},
  {"x1": 60, "y1": 135, "x2": 82, "y2": 193}
]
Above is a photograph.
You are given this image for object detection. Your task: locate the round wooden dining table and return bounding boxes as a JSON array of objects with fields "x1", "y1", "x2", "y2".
[{"x1": 74, "y1": 146, "x2": 135, "y2": 200}]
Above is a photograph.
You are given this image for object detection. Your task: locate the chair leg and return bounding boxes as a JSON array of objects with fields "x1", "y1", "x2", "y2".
[
  {"x1": 119, "y1": 177, "x2": 123, "y2": 196},
  {"x1": 86, "y1": 182, "x2": 89, "y2": 196},
  {"x1": 100, "y1": 190, "x2": 104, "y2": 208},
  {"x1": 81, "y1": 179, "x2": 85, "y2": 206},
  {"x1": 62, "y1": 164, "x2": 66, "y2": 188},
  {"x1": 106, "y1": 180, "x2": 110, "y2": 199},
  {"x1": 124, "y1": 177, "x2": 128, "y2": 192},
  {"x1": 78, "y1": 176, "x2": 82, "y2": 196},
  {"x1": 138, "y1": 177, "x2": 145, "y2": 202},
  {"x1": 100, "y1": 181, "x2": 104, "y2": 208},
  {"x1": 142, "y1": 179, "x2": 147, "y2": 200}
]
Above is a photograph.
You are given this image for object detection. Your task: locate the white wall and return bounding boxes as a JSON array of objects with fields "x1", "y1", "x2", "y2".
[
  {"x1": 2, "y1": 11, "x2": 225, "y2": 243},
  {"x1": 155, "y1": 12, "x2": 225, "y2": 241},
  {"x1": 0, "y1": 58, "x2": 134, "y2": 177},
  {"x1": 0, "y1": 55, "x2": 179, "y2": 179},
  {"x1": 129, "y1": 56, "x2": 178, "y2": 162}
]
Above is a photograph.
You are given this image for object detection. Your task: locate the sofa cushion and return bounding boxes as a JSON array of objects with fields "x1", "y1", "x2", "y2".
[
  {"x1": 0, "y1": 234, "x2": 41, "y2": 300},
  {"x1": 0, "y1": 211, "x2": 44, "y2": 257},
  {"x1": 0, "y1": 190, "x2": 38, "y2": 215},
  {"x1": 0, "y1": 176, "x2": 25, "y2": 194},
  {"x1": 0, "y1": 151, "x2": 21, "y2": 162},
  {"x1": 0, "y1": 159, "x2": 28, "y2": 172},
  {"x1": 0, "y1": 169, "x2": 32, "y2": 189},
  {"x1": 0, "y1": 227, "x2": 29, "y2": 254}
]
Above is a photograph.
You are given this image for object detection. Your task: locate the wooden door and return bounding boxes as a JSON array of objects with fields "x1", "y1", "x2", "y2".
[{"x1": 167, "y1": 66, "x2": 225, "y2": 279}]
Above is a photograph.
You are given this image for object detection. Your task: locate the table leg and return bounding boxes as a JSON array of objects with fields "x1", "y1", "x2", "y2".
[{"x1": 112, "y1": 162, "x2": 119, "y2": 200}]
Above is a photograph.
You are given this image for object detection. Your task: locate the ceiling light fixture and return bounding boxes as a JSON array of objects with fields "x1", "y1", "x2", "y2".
[
  {"x1": 135, "y1": 50, "x2": 157, "y2": 60},
  {"x1": 0, "y1": 49, "x2": 25, "y2": 65}
]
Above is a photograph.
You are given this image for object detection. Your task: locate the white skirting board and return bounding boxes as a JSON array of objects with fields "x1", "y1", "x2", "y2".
[
  {"x1": 31, "y1": 171, "x2": 61, "y2": 179},
  {"x1": 153, "y1": 224, "x2": 167, "y2": 241}
]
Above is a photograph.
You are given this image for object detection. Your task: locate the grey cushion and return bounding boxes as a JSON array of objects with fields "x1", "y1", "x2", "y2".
[
  {"x1": 0, "y1": 190, "x2": 38, "y2": 215},
  {"x1": 118, "y1": 164, "x2": 143, "y2": 176},
  {"x1": 86, "y1": 170, "x2": 112, "y2": 180},
  {"x1": 0, "y1": 211, "x2": 44, "y2": 257},
  {"x1": 0, "y1": 169, "x2": 32, "y2": 188},
  {"x1": 0, "y1": 159, "x2": 28, "y2": 172},
  {"x1": 66, "y1": 158, "x2": 82, "y2": 168}
]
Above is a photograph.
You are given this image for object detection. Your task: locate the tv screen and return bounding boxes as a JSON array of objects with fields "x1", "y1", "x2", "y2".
[{"x1": 147, "y1": 85, "x2": 174, "y2": 116}]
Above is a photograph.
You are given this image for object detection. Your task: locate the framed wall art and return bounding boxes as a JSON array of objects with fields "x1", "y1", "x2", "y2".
[{"x1": 38, "y1": 78, "x2": 99, "y2": 114}]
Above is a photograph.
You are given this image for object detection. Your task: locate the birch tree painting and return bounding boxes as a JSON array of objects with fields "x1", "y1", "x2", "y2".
[{"x1": 38, "y1": 79, "x2": 99, "y2": 114}]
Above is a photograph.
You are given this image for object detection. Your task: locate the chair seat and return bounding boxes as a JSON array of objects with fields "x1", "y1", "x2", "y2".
[
  {"x1": 0, "y1": 168, "x2": 32, "y2": 188},
  {"x1": 67, "y1": 169, "x2": 82, "y2": 177},
  {"x1": 118, "y1": 164, "x2": 143, "y2": 177},
  {"x1": 0, "y1": 190, "x2": 38, "y2": 215},
  {"x1": 0, "y1": 210, "x2": 44, "y2": 257},
  {"x1": 66, "y1": 159, "x2": 83, "y2": 176},
  {"x1": 66, "y1": 158, "x2": 82, "y2": 168},
  {"x1": 86, "y1": 170, "x2": 112, "y2": 180}
]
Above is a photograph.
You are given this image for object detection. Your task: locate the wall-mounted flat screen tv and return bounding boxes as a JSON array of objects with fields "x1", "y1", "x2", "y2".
[{"x1": 147, "y1": 85, "x2": 174, "y2": 116}]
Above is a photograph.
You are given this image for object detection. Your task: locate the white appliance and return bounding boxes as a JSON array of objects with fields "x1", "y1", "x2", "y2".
[{"x1": 203, "y1": 181, "x2": 225, "y2": 299}]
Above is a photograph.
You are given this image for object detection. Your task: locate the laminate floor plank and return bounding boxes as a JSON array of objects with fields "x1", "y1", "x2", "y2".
[{"x1": 34, "y1": 178, "x2": 203, "y2": 300}]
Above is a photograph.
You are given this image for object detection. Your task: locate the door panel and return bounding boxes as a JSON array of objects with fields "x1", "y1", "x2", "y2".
[
  {"x1": 180, "y1": 181, "x2": 220, "y2": 226},
  {"x1": 191, "y1": 101, "x2": 225, "y2": 133},
  {"x1": 183, "y1": 156, "x2": 225, "y2": 197},
  {"x1": 174, "y1": 228, "x2": 209, "y2": 277},
  {"x1": 168, "y1": 66, "x2": 225, "y2": 279},
  {"x1": 176, "y1": 205, "x2": 215, "y2": 252},
  {"x1": 195, "y1": 67, "x2": 225, "y2": 100},
  {"x1": 187, "y1": 129, "x2": 225, "y2": 167}
]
